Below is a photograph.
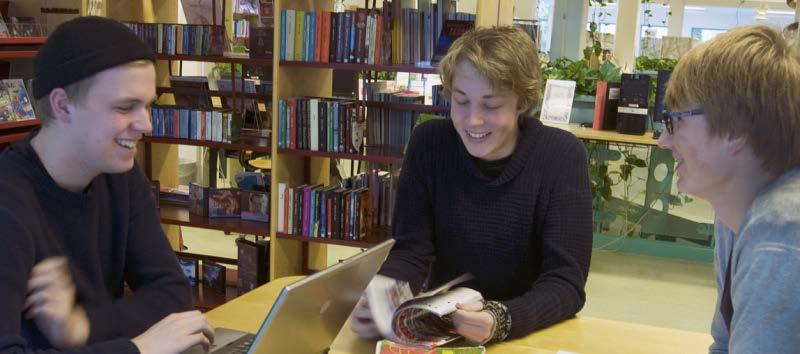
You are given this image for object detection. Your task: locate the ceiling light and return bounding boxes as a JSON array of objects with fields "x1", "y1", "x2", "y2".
[
  {"x1": 684, "y1": 6, "x2": 707, "y2": 12},
  {"x1": 766, "y1": 10, "x2": 796, "y2": 16}
]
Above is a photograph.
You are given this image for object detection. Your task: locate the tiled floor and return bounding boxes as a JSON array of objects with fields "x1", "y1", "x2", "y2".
[{"x1": 181, "y1": 226, "x2": 717, "y2": 334}]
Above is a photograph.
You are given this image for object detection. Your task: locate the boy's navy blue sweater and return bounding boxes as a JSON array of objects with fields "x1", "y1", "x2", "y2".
[{"x1": 379, "y1": 118, "x2": 593, "y2": 340}]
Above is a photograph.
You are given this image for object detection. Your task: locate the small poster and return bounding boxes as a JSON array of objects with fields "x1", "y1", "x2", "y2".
[
  {"x1": 540, "y1": 80, "x2": 576, "y2": 125},
  {"x1": 181, "y1": 0, "x2": 224, "y2": 25}
]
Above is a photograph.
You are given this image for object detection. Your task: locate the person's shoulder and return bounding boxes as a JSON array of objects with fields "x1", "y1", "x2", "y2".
[
  {"x1": 536, "y1": 121, "x2": 584, "y2": 151},
  {"x1": 525, "y1": 119, "x2": 586, "y2": 162},
  {"x1": 740, "y1": 169, "x2": 800, "y2": 248}
]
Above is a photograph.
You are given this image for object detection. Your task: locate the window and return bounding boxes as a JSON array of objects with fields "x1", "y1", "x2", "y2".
[{"x1": 690, "y1": 28, "x2": 727, "y2": 42}]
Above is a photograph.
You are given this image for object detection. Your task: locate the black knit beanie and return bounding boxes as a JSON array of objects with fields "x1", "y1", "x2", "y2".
[{"x1": 32, "y1": 16, "x2": 156, "y2": 99}]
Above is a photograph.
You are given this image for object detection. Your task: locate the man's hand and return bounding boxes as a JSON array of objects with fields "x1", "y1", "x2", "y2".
[
  {"x1": 349, "y1": 297, "x2": 382, "y2": 339},
  {"x1": 132, "y1": 311, "x2": 215, "y2": 354},
  {"x1": 451, "y1": 301, "x2": 495, "y2": 344},
  {"x1": 24, "y1": 257, "x2": 89, "y2": 349}
]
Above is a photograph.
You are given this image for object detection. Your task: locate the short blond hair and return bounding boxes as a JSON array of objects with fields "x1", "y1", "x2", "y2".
[
  {"x1": 34, "y1": 60, "x2": 153, "y2": 125},
  {"x1": 438, "y1": 26, "x2": 541, "y2": 124},
  {"x1": 665, "y1": 25, "x2": 800, "y2": 174}
]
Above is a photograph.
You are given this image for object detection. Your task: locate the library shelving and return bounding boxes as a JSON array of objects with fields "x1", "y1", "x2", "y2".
[
  {"x1": 268, "y1": 0, "x2": 513, "y2": 279},
  {"x1": 0, "y1": 36, "x2": 46, "y2": 59},
  {"x1": 158, "y1": 204, "x2": 270, "y2": 237},
  {"x1": 0, "y1": 119, "x2": 40, "y2": 146}
]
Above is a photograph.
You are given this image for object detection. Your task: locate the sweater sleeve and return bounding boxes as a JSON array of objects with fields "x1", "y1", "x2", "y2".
[
  {"x1": 378, "y1": 124, "x2": 436, "y2": 293},
  {"x1": 0, "y1": 206, "x2": 140, "y2": 354},
  {"x1": 83, "y1": 167, "x2": 192, "y2": 342},
  {"x1": 501, "y1": 135, "x2": 593, "y2": 339},
  {"x1": 725, "y1": 219, "x2": 800, "y2": 354}
]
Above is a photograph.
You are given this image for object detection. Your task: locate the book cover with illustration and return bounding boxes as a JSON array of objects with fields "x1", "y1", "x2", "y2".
[
  {"x1": 240, "y1": 190, "x2": 269, "y2": 222},
  {"x1": 202, "y1": 260, "x2": 226, "y2": 294},
  {"x1": 208, "y1": 188, "x2": 241, "y2": 218},
  {"x1": 365, "y1": 274, "x2": 484, "y2": 349},
  {"x1": 0, "y1": 79, "x2": 36, "y2": 122}
]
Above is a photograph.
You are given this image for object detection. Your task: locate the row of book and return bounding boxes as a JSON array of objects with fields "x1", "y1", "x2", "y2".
[
  {"x1": 363, "y1": 83, "x2": 425, "y2": 150},
  {"x1": 280, "y1": 1, "x2": 470, "y2": 65},
  {"x1": 149, "y1": 106, "x2": 238, "y2": 143},
  {"x1": 189, "y1": 183, "x2": 269, "y2": 222},
  {"x1": 276, "y1": 97, "x2": 360, "y2": 153},
  {"x1": 123, "y1": 22, "x2": 228, "y2": 56},
  {"x1": 233, "y1": 18, "x2": 250, "y2": 38},
  {"x1": 431, "y1": 84, "x2": 449, "y2": 107},
  {"x1": 276, "y1": 169, "x2": 397, "y2": 240},
  {"x1": 0, "y1": 79, "x2": 36, "y2": 122}
]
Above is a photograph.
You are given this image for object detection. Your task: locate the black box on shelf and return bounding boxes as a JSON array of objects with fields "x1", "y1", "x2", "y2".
[
  {"x1": 149, "y1": 180, "x2": 160, "y2": 209},
  {"x1": 249, "y1": 26, "x2": 273, "y2": 59},
  {"x1": 236, "y1": 237, "x2": 269, "y2": 295},
  {"x1": 616, "y1": 73, "x2": 651, "y2": 136}
]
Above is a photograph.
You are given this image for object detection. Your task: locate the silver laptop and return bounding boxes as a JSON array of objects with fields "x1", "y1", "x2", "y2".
[{"x1": 184, "y1": 239, "x2": 394, "y2": 354}]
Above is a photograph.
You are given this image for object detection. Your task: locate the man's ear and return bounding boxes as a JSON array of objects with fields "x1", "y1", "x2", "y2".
[
  {"x1": 726, "y1": 134, "x2": 749, "y2": 155},
  {"x1": 49, "y1": 88, "x2": 72, "y2": 124}
]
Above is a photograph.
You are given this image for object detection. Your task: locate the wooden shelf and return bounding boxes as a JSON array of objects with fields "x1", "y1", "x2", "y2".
[
  {"x1": 0, "y1": 120, "x2": 40, "y2": 145},
  {"x1": 0, "y1": 119, "x2": 40, "y2": 131},
  {"x1": 191, "y1": 285, "x2": 239, "y2": 312},
  {"x1": 0, "y1": 50, "x2": 38, "y2": 59},
  {"x1": 156, "y1": 86, "x2": 272, "y2": 100},
  {"x1": 275, "y1": 226, "x2": 390, "y2": 248},
  {"x1": 277, "y1": 146, "x2": 404, "y2": 164},
  {"x1": 143, "y1": 136, "x2": 271, "y2": 153},
  {"x1": 545, "y1": 122, "x2": 659, "y2": 146},
  {"x1": 156, "y1": 54, "x2": 273, "y2": 66},
  {"x1": 280, "y1": 60, "x2": 439, "y2": 74},
  {"x1": 0, "y1": 132, "x2": 29, "y2": 144},
  {"x1": 0, "y1": 37, "x2": 46, "y2": 45},
  {"x1": 364, "y1": 101, "x2": 449, "y2": 113},
  {"x1": 157, "y1": 204, "x2": 270, "y2": 236}
]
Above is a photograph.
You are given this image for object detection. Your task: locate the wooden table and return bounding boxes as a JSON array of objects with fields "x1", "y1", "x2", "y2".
[
  {"x1": 543, "y1": 122, "x2": 659, "y2": 146},
  {"x1": 206, "y1": 277, "x2": 712, "y2": 354}
]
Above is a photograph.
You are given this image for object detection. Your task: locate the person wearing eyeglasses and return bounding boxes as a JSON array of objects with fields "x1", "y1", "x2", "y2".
[{"x1": 658, "y1": 25, "x2": 800, "y2": 353}]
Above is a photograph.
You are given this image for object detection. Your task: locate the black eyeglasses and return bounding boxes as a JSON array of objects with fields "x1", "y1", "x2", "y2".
[{"x1": 661, "y1": 109, "x2": 704, "y2": 135}]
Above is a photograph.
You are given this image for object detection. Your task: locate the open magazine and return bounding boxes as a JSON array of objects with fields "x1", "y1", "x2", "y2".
[{"x1": 365, "y1": 274, "x2": 483, "y2": 349}]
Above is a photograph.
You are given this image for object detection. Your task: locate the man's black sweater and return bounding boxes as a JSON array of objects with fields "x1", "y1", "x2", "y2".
[
  {"x1": 0, "y1": 134, "x2": 192, "y2": 353},
  {"x1": 379, "y1": 118, "x2": 593, "y2": 340}
]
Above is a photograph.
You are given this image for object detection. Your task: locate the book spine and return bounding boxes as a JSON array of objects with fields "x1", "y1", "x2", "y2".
[
  {"x1": 286, "y1": 9, "x2": 295, "y2": 61},
  {"x1": 310, "y1": 99, "x2": 319, "y2": 151},
  {"x1": 277, "y1": 183, "x2": 286, "y2": 232},
  {"x1": 593, "y1": 81, "x2": 608, "y2": 131},
  {"x1": 294, "y1": 11, "x2": 305, "y2": 62},
  {"x1": 302, "y1": 186, "x2": 311, "y2": 236},
  {"x1": 280, "y1": 10, "x2": 287, "y2": 61},
  {"x1": 355, "y1": 8, "x2": 367, "y2": 64}
]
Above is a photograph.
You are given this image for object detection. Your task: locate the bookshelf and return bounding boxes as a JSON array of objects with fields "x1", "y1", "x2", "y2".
[
  {"x1": 101, "y1": 0, "x2": 275, "y2": 309},
  {"x1": 268, "y1": 0, "x2": 512, "y2": 279},
  {"x1": 0, "y1": 36, "x2": 46, "y2": 59},
  {"x1": 158, "y1": 204, "x2": 269, "y2": 237}
]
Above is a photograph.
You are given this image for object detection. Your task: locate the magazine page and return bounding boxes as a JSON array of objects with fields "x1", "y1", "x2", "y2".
[
  {"x1": 390, "y1": 287, "x2": 483, "y2": 348},
  {"x1": 364, "y1": 274, "x2": 415, "y2": 340},
  {"x1": 374, "y1": 339, "x2": 486, "y2": 354}
]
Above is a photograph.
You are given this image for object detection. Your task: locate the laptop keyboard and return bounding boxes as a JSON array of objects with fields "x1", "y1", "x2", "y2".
[{"x1": 215, "y1": 335, "x2": 254, "y2": 354}]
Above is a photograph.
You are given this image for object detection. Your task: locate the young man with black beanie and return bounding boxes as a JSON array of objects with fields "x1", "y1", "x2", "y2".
[{"x1": 0, "y1": 16, "x2": 214, "y2": 353}]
